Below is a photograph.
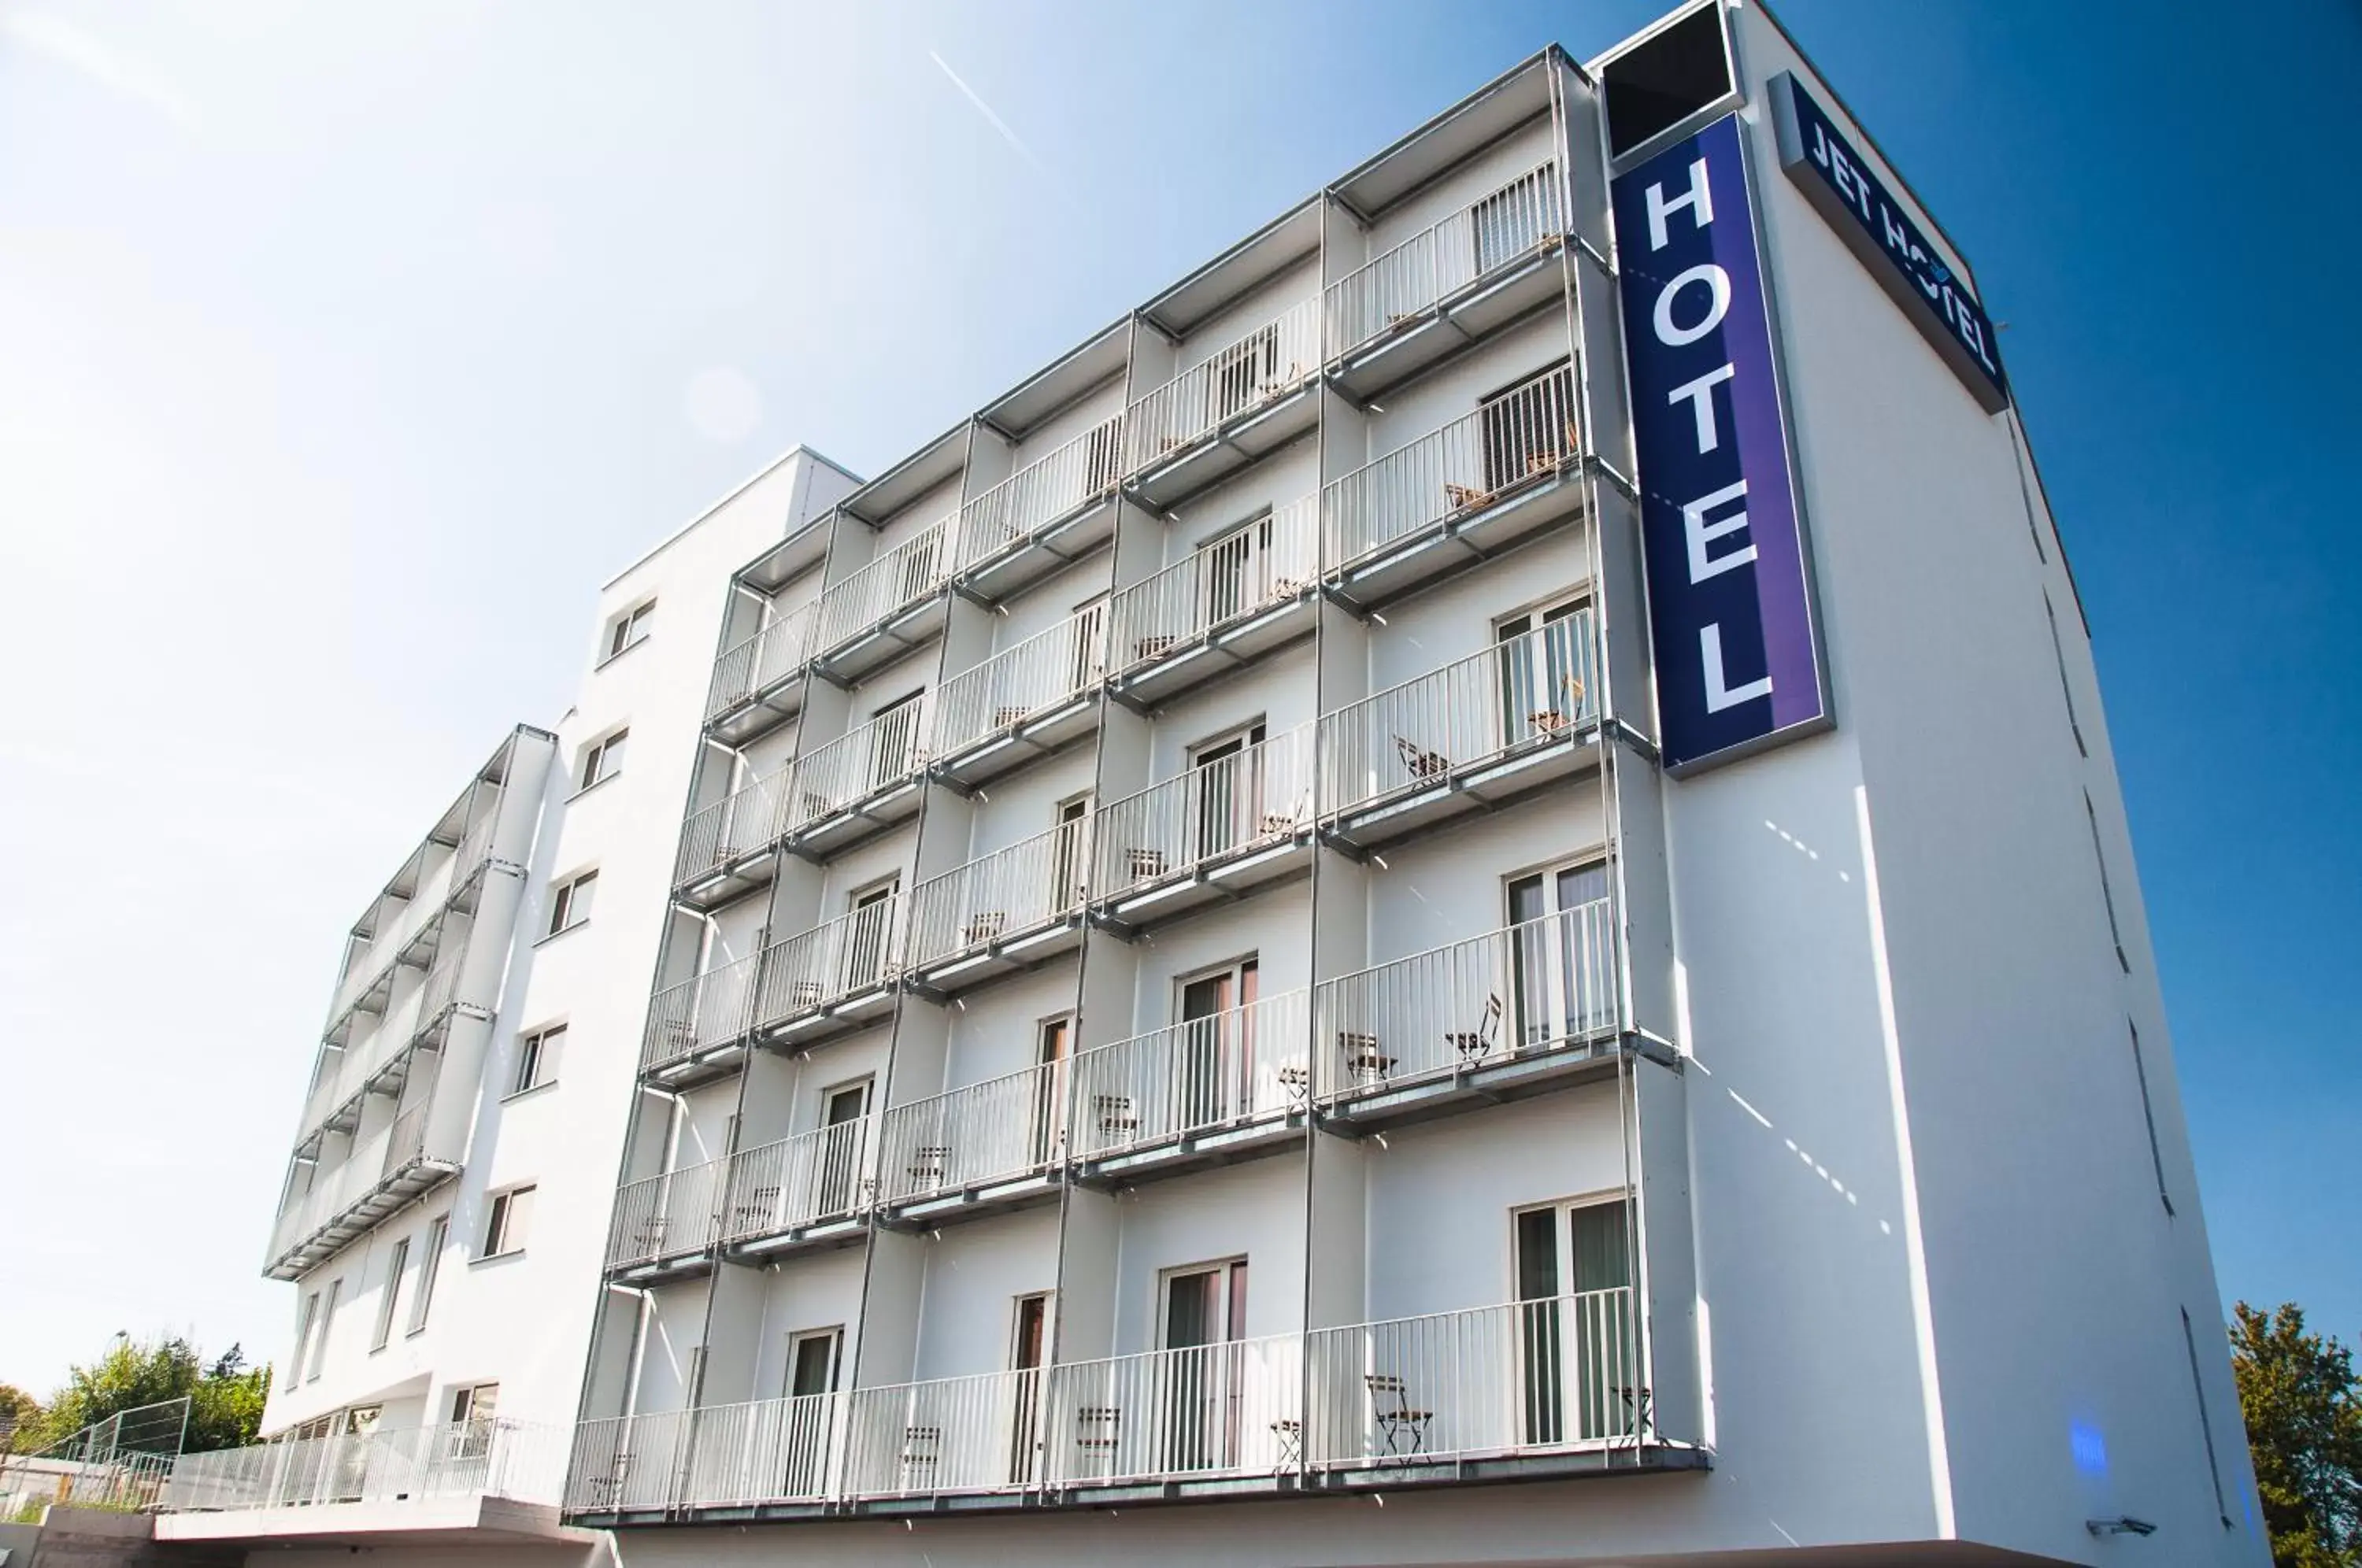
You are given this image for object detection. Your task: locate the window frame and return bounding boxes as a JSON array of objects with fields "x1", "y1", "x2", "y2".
[
  {"x1": 370, "y1": 1238, "x2": 410, "y2": 1352},
  {"x1": 546, "y1": 870, "x2": 598, "y2": 939},
  {"x1": 481, "y1": 1185, "x2": 536, "y2": 1259},
  {"x1": 602, "y1": 601, "x2": 655, "y2": 665},
  {"x1": 406, "y1": 1216, "x2": 448, "y2": 1335},
  {"x1": 511, "y1": 1023, "x2": 565, "y2": 1096},
  {"x1": 305, "y1": 1278, "x2": 342, "y2": 1383},
  {"x1": 576, "y1": 728, "x2": 628, "y2": 794}
]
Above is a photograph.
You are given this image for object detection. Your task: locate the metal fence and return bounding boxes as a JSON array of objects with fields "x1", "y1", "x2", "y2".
[
  {"x1": 157, "y1": 1418, "x2": 566, "y2": 1513},
  {"x1": 1106, "y1": 495, "x2": 1318, "y2": 679},
  {"x1": 606, "y1": 1154, "x2": 729, "y2": 1270},
  {"x1": 818, "y1": 520, "x2": 950, "y2": 655},
  {"x1": 907, "y1": 819, "x2": 1091, "y2": 971},
  {"x1": 930, "y1": 605, "x2": 1106, "y2": 760},
  {"x1": 707, "y1": 601, "x2": 817, "y2": 721},
  {"x1": 1125, "y1": 300, "x2": 1320, "y2": 472},
  {"x1": 640, "y1": 949, "x2": 761, "y2": 1074},
  {"x1": 1324, "y1": 159, "x2": 1561, "y2": 358},
  {"x1": 1068, "y1": 988, "x2": 1311, "y2": 1160},
  {"x1": 721, "y1": 1117, "x2": 875, "y2": 1242},
  {"x1": 1303, "y1": 1289, "x2": 1636, "y2": 1467},
  {"x1": 266, "y1": 1100, "x2": 439, "y2": 1265},
  {"x1": 959, "y1": 416, "x2": 1124, "y2": 574},
  {"x1": 1042, "y1": 1333, "x2": 1303, "y2": 1487},
  {"x1": 784, "y1": 704, "x2": 930, "y2": 833},
  {"x1": 674, "y1": 770, "x2": 790, "y2": 889},
  {"x1": 1092, "y1": 724, "x2": 1316, "y2": 901},
  {"x1": 876, "y1": 1060, "x2": 1066, "y2": 1205},
  {"x1": 844, "y1": 1370, "x2": 1043, "y2": 1497},
  {"x1": 754, "y1": 897, "x2": 904, "y2": 1030},
  {"x1": 1313, "y1": 902, "x2": 1616, "y2": 1100},
  {"x1": 1323, "y1": 366, "x2": 1578, "y2": 570},
  {"x1": 1318, "y1": 611, "x2": 1597, "y2": 818}
]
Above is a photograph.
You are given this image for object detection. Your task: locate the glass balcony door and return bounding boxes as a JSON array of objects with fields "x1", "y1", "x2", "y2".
[
  {"x1": 1513, "y1": 1200, "x2": 1633, "y2": 1446},
  {"x1": 1507, "y1": 861, "x2": 1611, "y2": 1048}
]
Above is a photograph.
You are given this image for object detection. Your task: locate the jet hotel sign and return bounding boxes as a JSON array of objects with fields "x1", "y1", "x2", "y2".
[{"x1": 1613, "y1": 114, "x2": 1828, "y2": 775}]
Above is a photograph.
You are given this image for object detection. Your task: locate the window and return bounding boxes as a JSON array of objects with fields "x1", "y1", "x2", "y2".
[
  {"x1": 1513, "y1": 1199, "x2": 1636, "y2": 1442},
  {"x1": 578, "y1": 729, "x2": 628, "y2": 792},
  {"x1": 1470, "y1": 163, "x2": 1558, "y2": 275},
  {"x1": 1601, "y1": 4, "x2": 1733, "y2": 158},
  {"x1": 1154, "y1": 1259, "x2": 1249, "y2": 1474},
  {"x1": 292, "y1": 1290, "x2": 321, "y2": 1378},
  {"x1": 1174, "y1": 959, "x2": 1257, "y2": 1134},
  {"x1": 1506, "y1": 860, "x2": 1616, "y2": 1044},
  {"x1": 1497, "y1": 596, "x2": 1593, "y2": 743},
  {"x1": 370, "y1": 1239, "x2": 409, "y2": 1352},
  {"x1": 448, "y1": 1382, "x2": 499, "y2": 1460},
  {"x1": 1033, "y1": 1016, "x2": 1072, "y2": 1167},
  {"x1": 305, "y1": 1278, "x2": 342, "y2": 1383},
  {"x1": 867, "y1": 692, "x2": 925, "y2": 786},
  {"x1": 1188, "y1": 720, "x2": 1268, "y2": 863},
  {"x1": 1009, "y1": 1296, "x2": 1050, "y2": 1485},
  {"x1": 2083, "y1": 793, "x2": 2130, "y2": 972},
  {"x1": 483, "y1": 1185, "x2": 535, "y2": 1258},
  {"x1": 2129, "y1": 1021, "x2": 2174, "y2": 1216},
  {"x1": 407, "y1": 1216, "x2": 448, "y2": 1333},
  {"x1": 513, "y1": 1024, "x2": 565, "y2": 1095},
  {"x1": 547, "y1": 870, "x2": 598, "y2": 937},
  {"x1": 1479, "y1": 364, "x2": 1577, "y2": 492},
  {"x1": 777, "y1": 1332, "x2": 839, "y2": 1496},
  {"x1": 604, "y1": 601, "x2": 653, "y2": 662}
]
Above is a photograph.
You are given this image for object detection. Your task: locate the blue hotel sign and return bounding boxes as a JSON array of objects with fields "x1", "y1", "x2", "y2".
[
  {"x1": 1612, "y1": 114, "x2": 1829, "y2": 775},
  {"x1": 1769, "y1": 72, "x2": 2010, "y2": 413}
]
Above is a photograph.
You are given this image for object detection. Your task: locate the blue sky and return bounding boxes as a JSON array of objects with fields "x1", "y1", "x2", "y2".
[{"x1": 0, "y1": 0, "x2": 2354, "y2": 1392}]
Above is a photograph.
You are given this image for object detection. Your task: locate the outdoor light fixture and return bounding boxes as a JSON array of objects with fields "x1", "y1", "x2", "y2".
[{"x1": 2084, "y1": 1517, "x2": 2157, "y2": 1537}]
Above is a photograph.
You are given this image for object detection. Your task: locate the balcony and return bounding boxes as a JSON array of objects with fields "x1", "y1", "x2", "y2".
[
  {"x1": 1068, "y1": 989, "x2": 1309, "y2": 1182},
  {"x1": 1123, "y1": 300, "x2": 1320, "y2": 508},
  {"x1": 1318, "y1": 612, "x2": 1599, "y2": 852},
  {"x1": 561, "y1": 1294, "x2": 1687, "y2": 1523},
  {"x1": 1313, "y1": 902, "x2": 1617, "y2": 1126},
  {"x1": 1091, "y1": 724, "x2": 1316, "y2": 934},
  {"x1": 904, "y1": 819, "x2": 1090, "y2": 994},
  {"x1": 639, "y1": 949, "x2": 761, "y2": 1087},
  {"x1": 265, "y1": 1104, "x2": 456, "y2": 1280},
  {"x1": 1322, "y1": 367, "x2": 1583, "y2": 612},
  {"x1": 720, "y1": 1117, "x2": 874, "y2": 1259},
  {"x1": 705, "y1": 601, "x2": 818, "y2": 745},
  {"x1": 1105, "y1": 495, "x2": 1318, "y2": 712},
  {"x1": 750, "y1": 897, "x2": 903, "y2": 1047},
  {"x1": 1325, "y1": 159, "x2": 1565, "y2": 401},
  {"x1": 956, "y1": 416, "x2": 1124, "y2": 602},
  {"x1": 874, "y1": 1060, "x2": 1065, "y2": 1224},
  {"x1": 926, "y1": 606, "x2": 1107, "y2": 790},
  {"x1": 779, "y1": 704, "x2": 927, "y2": 858},
  {"x1": 157, "y1": 1418, "x2": 565, "y2": 1528},
  {"x1": 570, "y1": 1398, "x2": 841, "y2": 1519},
  {"x1": 605, "y1": 1155, "x2": 728, "y2": 1283},
  {"x1": 672, "y1": 769, "x2": 791, "y2": 912},
  {"x1": 810, "y1": 520, "x2": 953, "y2": 683},
  {"x1": 845, "y1": 1369, "x2": 1041, "y2": 1500}
]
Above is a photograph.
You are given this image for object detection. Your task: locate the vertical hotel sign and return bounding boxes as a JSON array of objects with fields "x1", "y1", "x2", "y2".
[{"x1": 1612, "y1": 115, "x2": 1827, "y2": 774}]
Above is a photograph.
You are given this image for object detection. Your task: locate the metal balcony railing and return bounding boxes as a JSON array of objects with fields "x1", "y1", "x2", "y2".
[
  {"x1": 959, "y1": 416, "x2": 1124, "y2": 575},
  {"x1": 876, "y1": 1060, "x2": 1065, "y2": 1206},
  {"x1": 606, "y1": 1155, "x2": 728, "y2": 1270},
  {"x1": 907, "y1": 819, "x2": 1092, "y2": 972},
  {"x1": 1069, "y1": 989, "x2": 1310, "y2": 1161},
  {"x1": 721, "y1": 1116, "x2": 875, "y2": 1242},
  {"x1": 570, "y1": 1396, "x2": 843, "y2": 1514},
  {"x1": 1323, "y1": 368, "x2": 1578, "y2": 571},
  {"x1": 322, "y1": 805, "x2": 499, "y2": 1029},
  {"x1": 844, "y1": 1369, "x2": 1045, "y2": 1497},
  {"x1": 1093, "y1": 724, "x2": 1316, "y2": 902},
  {"x1": 783, "y1": 704, "x2": 929, "y2": 834},
  {"x1": 1325, "y1": 159, "x2": 1562, "y2": 360},
  {"x1": 159, "y1": 1418, "x2": 567, "y2": 1513},
  {"x1": 1304, "y1": 1289, "x2": 1636, "y2": 1466},
  {"x1": 1043, "y1": 1333, "x2": 1302, "y2": 1487},
  {"x1": 754, "y1": 897, "x2": 904, "y2": 1030},
  {"x1": 266, "y1": 1102, "x2": 440, "y2": 1267},
  {"x1": 1318, "y1": 612, "x2": 1598, "y2": 818},
  {"x1": 641, "y1": 949, "x2": 761, "y2": 1074},
  {"x1": 930, "y1": 606, "x2": 1107, "y2": 763},
  {"x1": 707, "y1": 602, "x2": 818, "y2": 722},
  {"x1": 818, "y1": 521, "x2": 950, "y2": 656},
  {"x1": 1106, "y1": 495, "x2": 1318, "y2": 679},
  {"x1": 1125, "y1": 300, "x2": 1320, "y2": 473},
  {"x1": 675, "y1": 770, "x2": 791, "y2": 889},
  {"x1": 1313, "y1": 902, "x2": 1616, "y2": 1100}
]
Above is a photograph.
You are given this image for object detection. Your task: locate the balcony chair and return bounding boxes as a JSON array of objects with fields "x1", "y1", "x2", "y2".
[
  {"x1": 1443, "y1": 482, "x2": 1496, "y2": 513},
  {"x1": 907, "y1": 1146, "x2": 950, "y2": 1188},
  {"x1": 1075, "y1": 1406, "x2": 1121, "y2": 1463},
  {"x1": 962, "y1": 911, "x2": 1008, "y2": 946},
  {"x1": 730, "y1": 1183, "x2": 780, "y2": 1234},
  {"x1": 1394, "y1": 736, "x2": 1451, "y2": 782},
  {"x1": 1337, "y1": 1031, "x2": 1395, "y2": 1086},
  {"x1": 1094, "y1": 1094, "x2": 1139, "y2": 1137},
  {"x1": 1446, "y1": 993, "x2": 1505, "y2": 1067},
  {"x1": 901, "y1": 1425, "x2": 942, "y2": 1479},
  {"x1": 1276, "y1": 1064, "x2": 1312, "y2": 1105},
  {"x1": 1124, "y1": 846, "x2": 1170, "y2": 880},
  {"x1": 994, "y1": 704, "x2": 1031, "y2": 730},
  {"x1": 1134, "y1": 633, "x2": 1179, "y2": 662},
  {"x1": 1526, "y1": 673, "x2": 1587, "y2": 737},
  {"x1": 1365, "y1": 1374, "x2": 1433, "y2": 1457}
]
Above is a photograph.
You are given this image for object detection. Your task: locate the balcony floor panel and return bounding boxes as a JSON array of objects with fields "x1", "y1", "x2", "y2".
[
  {"x1": 722, "y1": 1214, "x2": 869, "y2": 1265},
  {"x1": 957, "y1": 500, "x2": 1118, "y2": 605},
  {"x1": 754, "y1": 987, "x2": 898, "y2": 1051},
  {"x1": 809, "y1": 597, "x2": 949, "y2": 685},
  {"x1": 905, "y1": 918, "x2": 1084, "y2": 999},
  {"x1": 783, "y1": 782, "x2": 924, "y2": 862},
  {"x1": 929, "y1": 699, "x2": 1101, "y2": 793},
  {"x1": 1328, "y1": 470, "x2": 1586, "y2": 617},
  {"x1": 607, "y1": 1251, "x2": 716, "y2": 1289},
  {"x1": 1109, "y1": 604, "x2": 1316, "y2": 714},
  {"x1": 672, "y1": 849, "x2": 781, "y2": 913},
  {"x1": 1093, "y1": 838, "x2": 1312, "y2": 937},
  {"x1": 1125, "y1": 386, "x2": 1318, "y2": 511},
  {"x1": 706, "y1": 677, "x2": 807, "y2": 747},
  {"x1": 878, "y1": 1171, "x2": 1063, "y2": 1230},
  {"x1": 1072, "y1": 1115, "x2": 1305, "y2": 1190},
  {"x1": 643, "y1": 1038, "x2": 749, "y2": 1091},
  {"x1": 1323, "y1": 730, "x2": 1601, "y2": 858},
  {"x1": 1319, "y1": 1033, "x2": 1627, "y2": 1133},
  {"x1": 1327, "y1": 243, "x2": 1568, "y2": 405}
]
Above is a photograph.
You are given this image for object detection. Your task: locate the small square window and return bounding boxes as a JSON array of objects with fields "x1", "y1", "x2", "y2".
[
  {"x1": 579, "y1": 730, "x2": 628, "y2": 792},
  {"x1": 513, "y1": 1024, "x2": 565, "y2": 1094},
  {"x1": 547, "y1": 871, "x2": 598, "y2": 937},
  {"x1": 483, "y1": 1185, "x2": 535, "y2": 1258},
  {"x1": 605, "y1": 601, "x2": 654, "y2": 662}
]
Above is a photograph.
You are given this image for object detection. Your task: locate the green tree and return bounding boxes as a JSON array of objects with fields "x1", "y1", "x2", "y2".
[
  {"x1": 2234, "y1": 1301, "x2": 2362, "y2": 1568},
  {"x1": 0, "y1": 1384, "x2": 43, "y2": 1453},
  {"x1": 34, "y1": 1334, "x2": 273, "y2": 1455}
]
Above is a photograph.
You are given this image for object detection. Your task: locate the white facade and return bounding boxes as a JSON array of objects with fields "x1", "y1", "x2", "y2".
[{"x1": 179, "y1": 5, "x2": 2263, "y2": 1566}]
